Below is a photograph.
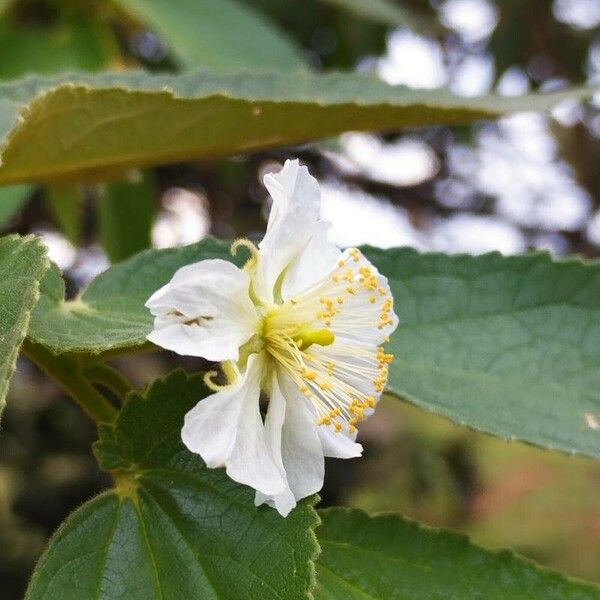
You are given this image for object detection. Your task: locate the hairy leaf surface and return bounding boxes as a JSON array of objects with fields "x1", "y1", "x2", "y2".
[
  {"x1": 26, "y1": 370, "x2": 319, "y2": 600},
  {"x1": 0, "y1": 235, "x2": 47, "y2": 418},
  {"x1": 315, "y1": 508, "x2": 600, "y2": 599},
  {"x1": 0, "y1": 71, "x2": 596, "y2": 184}
]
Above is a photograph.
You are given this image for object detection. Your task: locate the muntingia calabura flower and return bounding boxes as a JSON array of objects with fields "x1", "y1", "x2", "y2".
[{"x1": 145, "y1": 159, "x2": 399, "y2": 516}]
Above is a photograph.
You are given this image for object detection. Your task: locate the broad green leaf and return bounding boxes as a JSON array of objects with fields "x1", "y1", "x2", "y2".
[
  {"x1": 317, "y1": 0, "x2": 439, "y2": 33},
  {"x1": 0, "y1": 235, "x2": 47, "y2": 418},
  {"x1": 46, "y1": 185, "x2": 82, "y2": 245},
  {"x1": 0, "y1": 183, "x2": 32, "y2": 229},
  {"x1": 27, "y1": 241, "x2": 600, "y2": 458},
  {"x1": 315, "y1": 508, "x2": 600, "y2": 599},
  {"x1": 114, "y1": 0, "x2": 305, "y2": 71},
  {"x1": 26, "y1": 370, "x2": 319, "y2": 600},
  {"x1": 99, "y1": 172, "x2": 157, "y2": 262},
  {"x1": 28, "y1": 238, "x2": 240, "y2": 354},
  {"x1": 364, "y1": 248, "x2": 600, "y2": 459},
  {"x1": 0, "y1": 17, "x2": 120, "y2": 79},
  {"x1": 0, "y1": 71, "x2": 596, "y2": 184}
]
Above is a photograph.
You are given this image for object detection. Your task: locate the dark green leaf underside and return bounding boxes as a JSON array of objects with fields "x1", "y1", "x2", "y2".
[
  {"x1": 315, "y1": 508, "x2": 600, "y2": 599},
  {"x1": 0, "y1": 71, "x2": 596, "y2": 184},
  {"x1": 27, "y1": 370, "x2": 319, "y2": 600}
]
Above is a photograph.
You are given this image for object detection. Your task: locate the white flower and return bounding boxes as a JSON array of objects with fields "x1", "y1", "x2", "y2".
[{"x1": 146, "y1": 159, "x2": 399, "y2": 516}]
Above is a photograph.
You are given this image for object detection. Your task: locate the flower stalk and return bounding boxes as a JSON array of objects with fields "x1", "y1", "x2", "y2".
[{"x1": 23, "y1": 340, "x2": 118, "y2": 423}]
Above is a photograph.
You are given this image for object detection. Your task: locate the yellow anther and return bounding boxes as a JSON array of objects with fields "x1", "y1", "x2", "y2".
[
  {"x1": 338, "y1": 259, "x2": 345, "y2": 267},
  {"x1": 303, "y1": 369, "x2": 317, "y2": 380},
  {"x1": 336, "y1": 296, "x2": 344, "y2": 304},
  {"x1": 332, "y1": 274, "x2": 340, "y2": 283},
  {"x1": 369, "y1": 296, "x2": 376, "y2": 304},
  {"x1": 334, "y1": 422, "x2": 343, "y2": 432},
  {"x1": 346, "y1": 287, "x2": 356, "y2": 295},
  {"x1": 352, "y1": 406, "x2": 365, "y2": 419}
]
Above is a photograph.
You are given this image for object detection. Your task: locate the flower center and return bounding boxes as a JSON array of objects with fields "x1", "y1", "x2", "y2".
[
  {"x1": 258, "y1": 248, "x2": 395, "y2": 435},
  {"x1": 261, "y1": 302, "x2": 334, "y2": 370}
]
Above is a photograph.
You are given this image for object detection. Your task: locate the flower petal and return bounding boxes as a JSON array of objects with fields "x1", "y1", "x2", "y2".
[
  {"x1": 182, "y1": 353, "x2": 286, "y2": 496},
  {"x1": 146, "y1": 259, "x2": 259, "y2": 361},
  {"x1": 329, "y1": 248, "x2": 399, "y2": 345},
  {"x1": 281, "y1": 220, "x2": 341, "y2": 301},
  {"x1": 254, "y1": 373, "x2": 296, "y2": 516},
  {"x1": 182, "y1": 374, "x2": 245, "y2": 470},
  {"x1": 254, "y1": 159, "x2": 323, "y2": 303},
  {"x1": 278, "y1": 372, "x2": 325, "y2": 497},
  {"x1": 318, "y1": 426, "x2": 363, "y2": 459},
  {"x1": 256, "y1": 370, "x2": 325, "y2": 516}
]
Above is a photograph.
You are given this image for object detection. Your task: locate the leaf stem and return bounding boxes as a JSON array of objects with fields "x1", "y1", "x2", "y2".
[
  {"x1": 85, "y1": 363, "x2": 133, "y2": 401},
  {"x1": 23, "y1": 340, "x2": 118, "y2": 423}
]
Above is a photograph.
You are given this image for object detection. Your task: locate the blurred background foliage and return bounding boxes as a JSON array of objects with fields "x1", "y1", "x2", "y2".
[{"x1": 0, "y1": 0, "x2": 598, "y2": 597}]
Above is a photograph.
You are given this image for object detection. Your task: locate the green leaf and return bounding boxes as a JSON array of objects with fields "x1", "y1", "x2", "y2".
[
  {"x1": 99, "y1": 172, "x2": 157, "y2": 263},
  {"x1": 46, "y1": 185, "x2": 82, "y2": 245},
  {"x1": 28, "y1": 238, "x2": 241, "y2": 355},
  {"x1": 28, "y1": 242, "x2": 600, "y2": 457},
  {"x1": 317, "y1": 0, "x2": 439, "y2": 33},
  {"x1": 26, "y1": 370, "x2": 319, "y2": 600},
  {"x1": 364, "y1": 248, "x2": 600, "y2": 459},
  {"x1": 0, "y1": 235, "x2": 47, "y2": 419},
  {"x1": 315, "y1": 508, "x2": 600, "y2": 599},
  {"x1": 114, "y1": 0, "x2": 305, "y2": 71},
  {"x1": 0, "y1": 17, "x2": 120, "y2": 79},
  {"x1": 0, "y1": 71, "x2": 596, "y2": 185},
  {"x1": 0, "y1": 183, "x2": 32, "y2": 229}
]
